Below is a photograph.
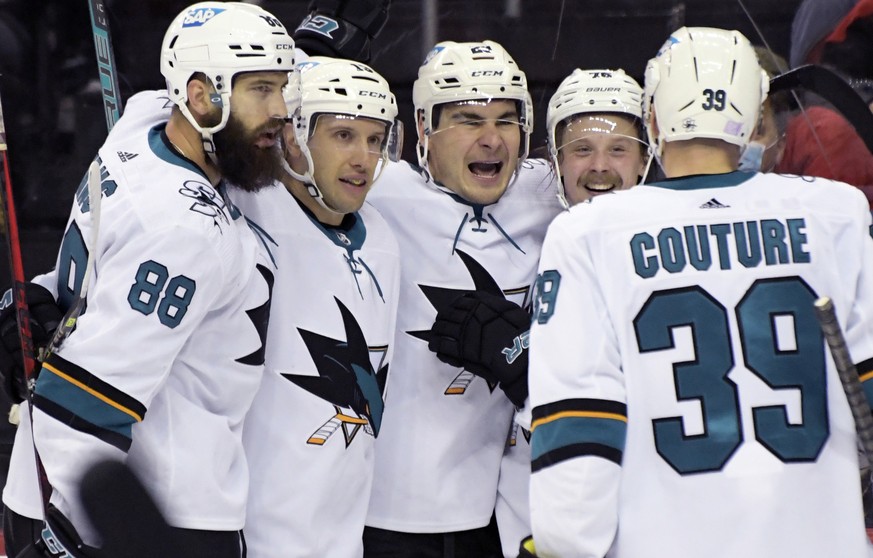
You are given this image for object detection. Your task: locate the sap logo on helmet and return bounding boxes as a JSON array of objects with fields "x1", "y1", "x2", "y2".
[
  {"x1": 423, "y1": 46, "x2": 445, "y2": 65},
  {"x1": 297, "y1": 61, "x2": 320, "y2": 73},
  {"x1": 182, "y1": 7, "x2": 225, "y2": 27},
  {"x1": 471, "y1": 70, "x2": 503, "y2": 77},
  {"x1": 471, "y1": 45, "x2": 493, "y2": 54},
  {"x1": 360, "y1": 91, "x2": 387, "y2": 99}
]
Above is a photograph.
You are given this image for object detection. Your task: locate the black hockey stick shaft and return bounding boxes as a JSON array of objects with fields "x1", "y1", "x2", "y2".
[
  {"x1": 87, "y1": 0, "x2": 122, "y2": 129},
  {"x1": 813, "y1": 297, "x2": 873, "y2": 460}
]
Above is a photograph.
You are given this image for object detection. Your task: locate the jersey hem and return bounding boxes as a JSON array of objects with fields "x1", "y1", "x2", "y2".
[{"x1": 365, "y1": 514, "x2": 493, "y2": 534}]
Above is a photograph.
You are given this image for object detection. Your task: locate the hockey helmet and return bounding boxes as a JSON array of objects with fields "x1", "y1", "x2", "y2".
[
  {"x1": 284, "y1": 57, "x2": 400, "y2": 214},
  {"x1": 412, "y1": 40, "x2": 533, "y2": 173},
  {"x1": 160, "y1": 2, "x2": 296, "y2": 150},
  {"x1": 547, "y1": 68, "x2": 647, "y2": 207},
  {"x1": 643, "y1": 27, "x2": 769, "y2": 159}
]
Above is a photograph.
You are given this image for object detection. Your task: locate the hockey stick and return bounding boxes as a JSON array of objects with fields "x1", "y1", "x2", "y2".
[
  {"x1": 0, "y1": 84, "x2": 36, "y2": 383},
  {"x1": 0, "y1": 83, "x2": 56, "y2": 512},
  {"x1": 769, "y1": 65, "x2": 873, "y2": 157},
  {"x1": 813, "y1": 297, "x2": 873, "y2": 462},
  {"x1": 87, "y1": 0, "x2": 122, "y2": 130},
  {"x1": 45, "y1": 0, "x2": 120, "y2": 356}
]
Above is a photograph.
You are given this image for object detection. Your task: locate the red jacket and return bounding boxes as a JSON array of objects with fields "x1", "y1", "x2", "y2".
[{"x1": 776, "y1": 106, "x2": 873, "y2": 207}]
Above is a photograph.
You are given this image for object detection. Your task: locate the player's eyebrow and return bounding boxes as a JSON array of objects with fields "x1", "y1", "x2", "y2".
[{"x1": 449, "y1": 110, "x2": 519, "y2": 121}]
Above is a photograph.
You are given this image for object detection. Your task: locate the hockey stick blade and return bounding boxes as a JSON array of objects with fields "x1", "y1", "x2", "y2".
[
  {"x1": 770, "y1": 65, "x2": 873, "y2": 156},
  {"x1": 813, "y1": 296, "x2": 873, "y2": 461}
]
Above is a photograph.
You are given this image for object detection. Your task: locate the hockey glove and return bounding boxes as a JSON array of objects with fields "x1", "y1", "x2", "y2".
[
  {"x1": 292, "y1": 0, "x2": 391, "y2": 63},
  {"x1": 428, "y1": 291, "x2": 531, "y2": 407},
  {"x1": 0, "y1": 283, "x2": 63, "y2": 403}
]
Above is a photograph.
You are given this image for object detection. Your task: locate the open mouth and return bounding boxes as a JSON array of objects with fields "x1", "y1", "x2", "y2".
[
  {"x1": 255, "y1": 130, "x2": 279, "y2": 148},
  {"x1": 581, "y1": 172, "x2": 623, "y2": 194},
  {"x1": 468, "y1": 161, "x2": 503, "y2": 178},
  {"x1": 583, "y1": 182, "x2": 619, "y2": 193},
  {"x1": 340, "y1": 177, "x2": 368, "y2": 188}
]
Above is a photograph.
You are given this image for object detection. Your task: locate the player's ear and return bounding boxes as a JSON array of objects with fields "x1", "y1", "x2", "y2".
[
  {"x1": 282, "y1": 124, "x2": 308, "y2": 173},
  {"x1": 186, "y1": 76, "x2": 215, "y2": 119}
]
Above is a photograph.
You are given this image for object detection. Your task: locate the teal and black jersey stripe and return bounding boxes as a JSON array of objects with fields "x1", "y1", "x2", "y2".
[
  {"x1": 33, "y1": 353, "x2": 147, "y2": 452},
  {"x1": 859, "y1": 356, "x2": 873, "y2": 409},
  {"x1": 531, "y1": 398, "x2": 627, "y2": 473}
]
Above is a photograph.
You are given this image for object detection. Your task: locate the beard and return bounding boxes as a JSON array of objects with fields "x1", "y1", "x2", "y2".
[{"x1": 213, "y1": 114, "x2": 285, "y2": 193}]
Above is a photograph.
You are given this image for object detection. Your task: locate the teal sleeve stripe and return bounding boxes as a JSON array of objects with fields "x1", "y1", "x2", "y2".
[
  {"x1": 531, "y1": 415, "x2": 627, "y2": 462},
  {"x1": 35, "y1": 366, "x2": 137, "y2": 441}
]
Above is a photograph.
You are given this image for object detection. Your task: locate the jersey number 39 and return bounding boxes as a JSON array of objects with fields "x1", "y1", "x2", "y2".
[{"x1": 633, "y1": 276, "x2": 827, "y2": 475}]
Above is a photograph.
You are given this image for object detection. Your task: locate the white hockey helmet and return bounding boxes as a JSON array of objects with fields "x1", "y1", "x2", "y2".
[
  {"x1": 412, "y1": 40, "x2": 533, "y2": 172},
  {"x1": 160, "y1": 2, "x2": 296, "y2": 152},
  {"x1": 547, "y1": 68, "x2": 646, "y2": 207},
  {"x1": 285, "y1": 57, "x2": 400, "y2": 214},
  {"x1": 643, "y1": 27, "x2": 769, "y2": 160}
]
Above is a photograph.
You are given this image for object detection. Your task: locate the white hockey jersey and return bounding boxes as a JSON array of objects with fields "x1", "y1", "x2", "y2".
[
  {"x1": 235, "y1": 187, "x2": 400, "y2": 558},
  {"x1": 3, "y1": 91, "x2": 173, "y2": 521},
  {"x1": 365, "y1": 160, "x2": 562, "y2": 536},
  {"x1": 529, "y1": 171, "x2": 873, "y2": 557},
  {"x1": 28, "y1": 93, "x2": 274, "y2": 543}
]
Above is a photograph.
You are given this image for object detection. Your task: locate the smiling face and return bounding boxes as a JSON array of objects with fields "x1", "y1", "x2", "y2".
[
  {"x1": 287, "y1": 113, "x2": 389, "y2": 222},
  {"x1": 423, "y1": 99, "x2": 522, "y2": 205},
  {"x1": 556, "y1": 113, "x2": 646, "y2": 205}
]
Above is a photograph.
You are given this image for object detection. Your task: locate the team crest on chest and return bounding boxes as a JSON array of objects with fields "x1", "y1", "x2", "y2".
[
  {"x1": 409, "y1": 249, "x2": 530, "y2": 396},
  {"x1": 282, "y1": 297, "x2": 389, "y2": 447}
]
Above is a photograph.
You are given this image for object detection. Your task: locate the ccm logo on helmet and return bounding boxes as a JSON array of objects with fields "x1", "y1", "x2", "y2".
[
  {"x1": 360, "y1": 91, "x2": 387, "y2": 99},
  {"x1": 471, "y1": 70, "x2": 503, "y2": 77},
  {"x1": 182, "y1": 7, "x2": 225, "y2": 27},
  {"x1": 276, "y1": 43, "x2": 295, "y2": 50}
]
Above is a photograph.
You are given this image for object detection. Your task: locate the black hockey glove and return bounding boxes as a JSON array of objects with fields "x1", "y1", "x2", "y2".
[
  {"x1": 0, "y1": 283, "x2": 63, "y2": 403},
  {"x1": 292, "y1": 0, "x2": 391, "y2": 63},
  {"x1": 428, "y1": 291, "x2": 531, "y2": 407}
]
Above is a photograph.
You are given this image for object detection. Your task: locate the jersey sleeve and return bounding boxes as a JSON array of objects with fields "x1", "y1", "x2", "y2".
[
  {"x1": 527, "y1": 212, "x2": 624, "y2": 557},
  {"x1": 846, "y1": 202, "x2": 873, "y2": 404},
  {"x1": 31, "y1": 223, "x2": 227, "y2": 542}
]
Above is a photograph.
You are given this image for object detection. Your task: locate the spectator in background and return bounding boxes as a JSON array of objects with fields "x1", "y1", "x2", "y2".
[
  {"x1": 741, "y1": 46, "x2": 791, "y2": 173},
  {"x1": 775, "y1": 0, "x2": 873, "y2": 205}
]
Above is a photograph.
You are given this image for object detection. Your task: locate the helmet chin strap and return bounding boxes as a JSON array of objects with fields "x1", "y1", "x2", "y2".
[
  {"x1": 639, "y1": 145, "x2": 657, "y2": 185},
  {"x1": 279, "y1": 157, "x2": 345, "y2": 217},
  {"x1": 177, "y1": 92, "x2": 231, "y2": 167}
]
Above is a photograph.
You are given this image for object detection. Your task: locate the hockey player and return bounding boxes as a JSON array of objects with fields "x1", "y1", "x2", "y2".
[
  {"x1": 1, "y1": 3, "x2": 293, "y2": 557},
  {"x1": 235, "y1": 57, "x2": 401, "y2": 558},
  {"x1": 427, "y1": 68, "x2": 647, "y2": 393},
  {"x1": 546, "y1": 68, "x2": 648, "y2": 207},
  {"x1": 362, "y1": 41, "x2": 562, "y2": 557},
  {"x1": 527, "y1": 26, "x2": 873, "y2": 557}
]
